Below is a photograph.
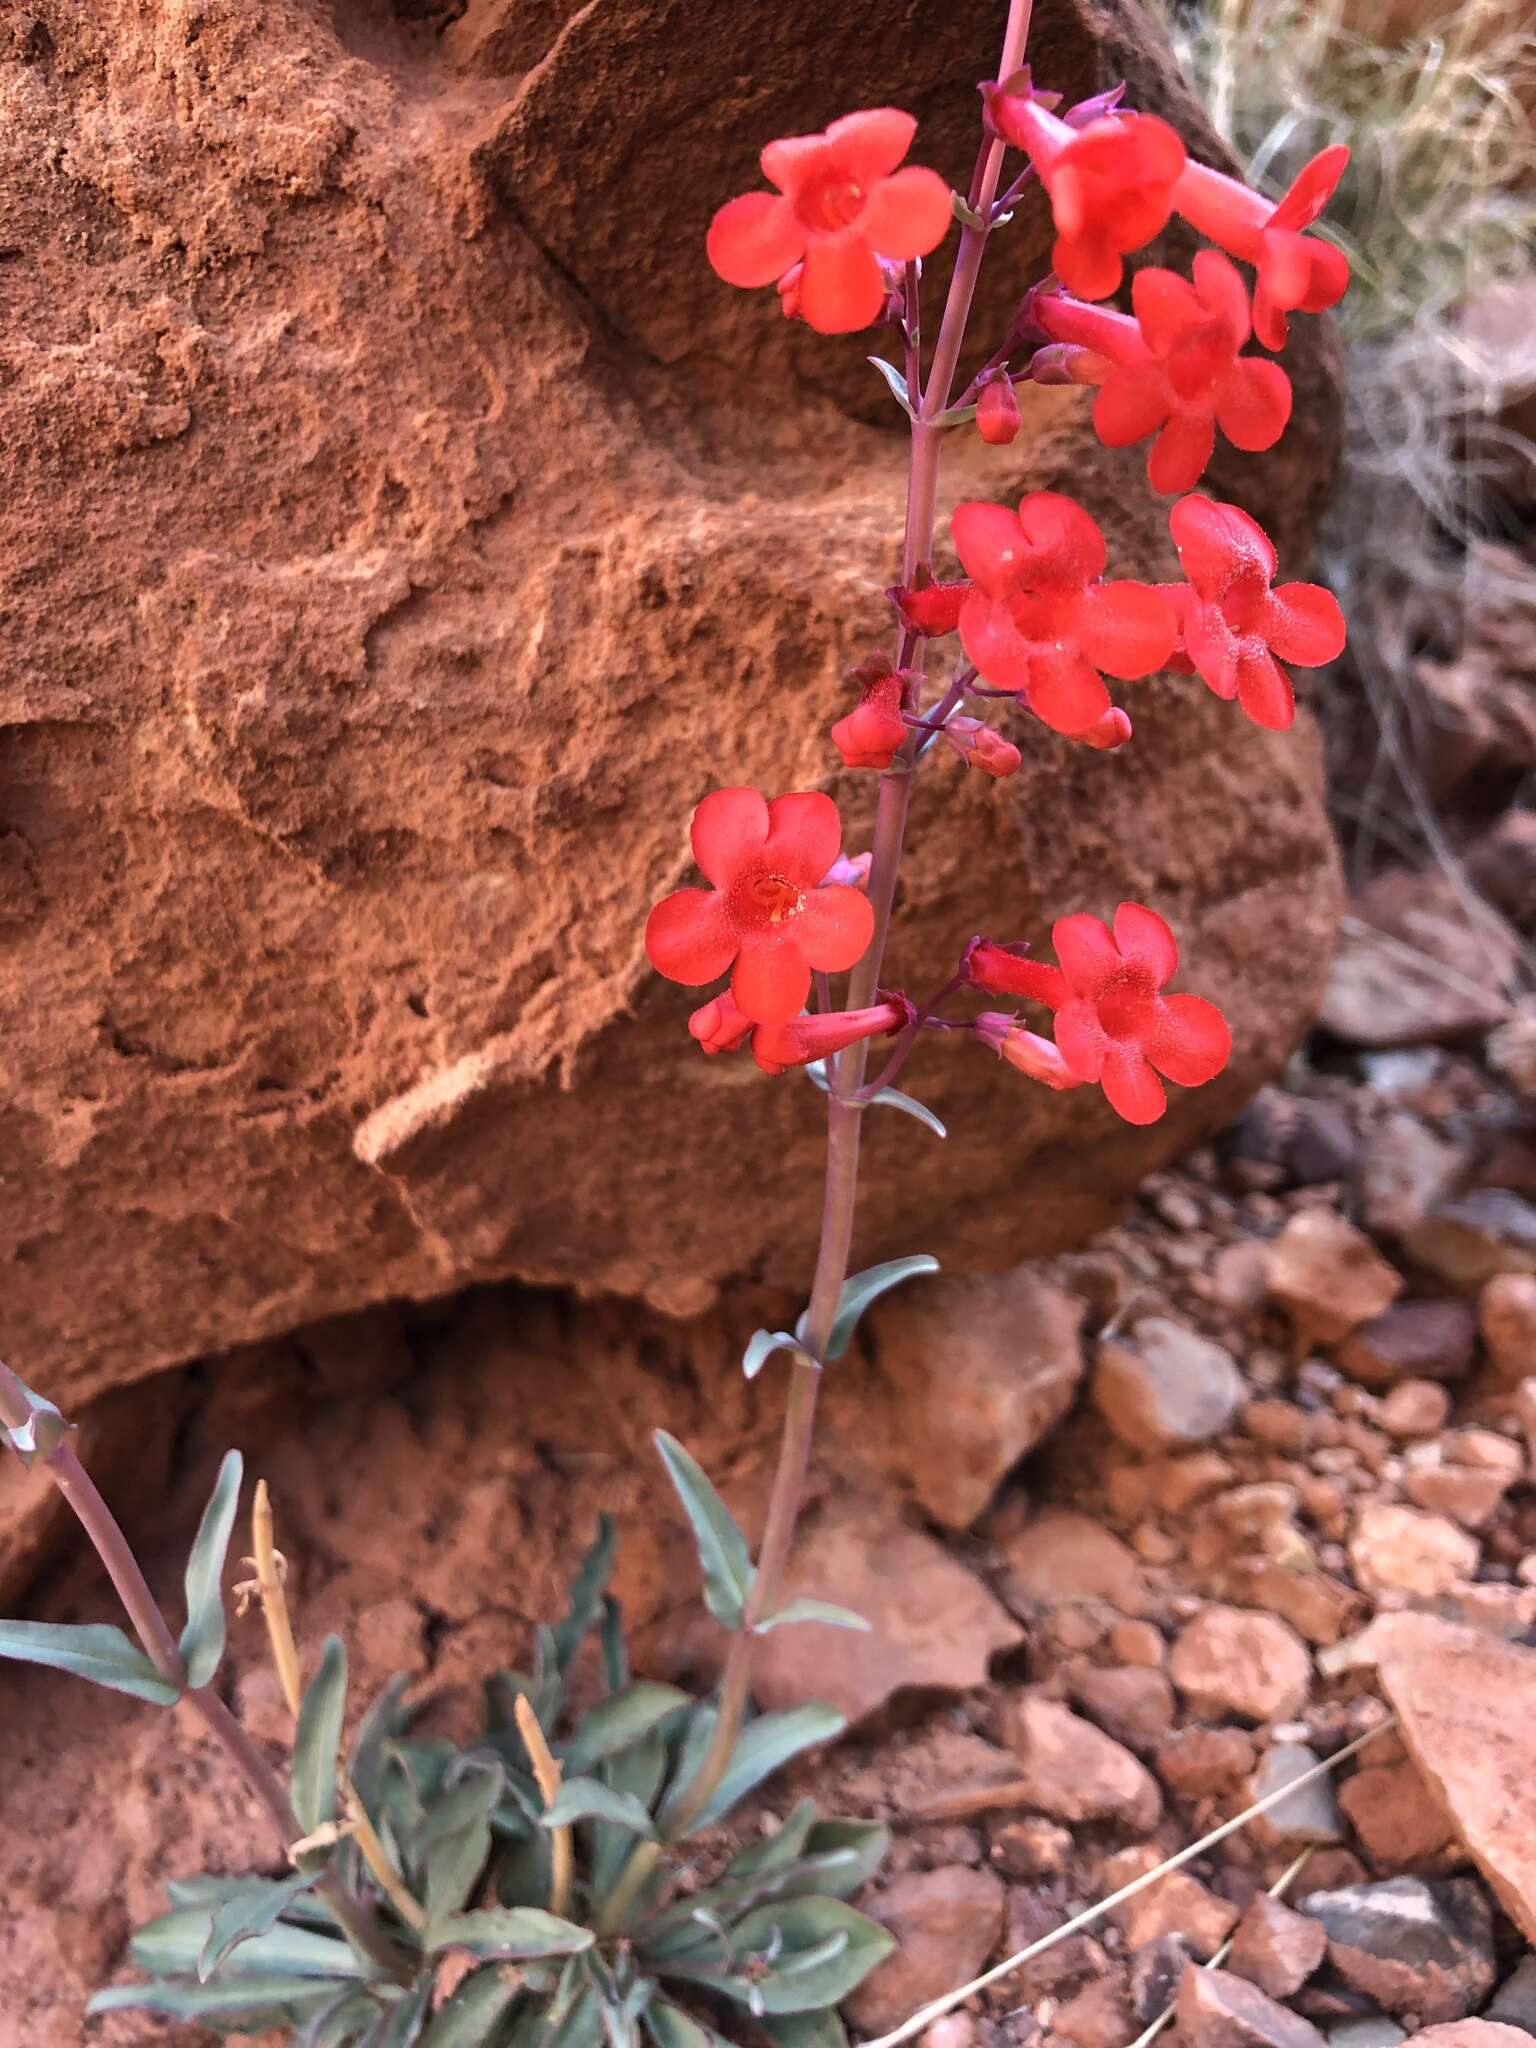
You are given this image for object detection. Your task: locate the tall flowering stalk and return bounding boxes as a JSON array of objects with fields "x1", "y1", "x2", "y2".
[{"x1": 646, "y1": 0, "x2": 1348, "y2": 1829}]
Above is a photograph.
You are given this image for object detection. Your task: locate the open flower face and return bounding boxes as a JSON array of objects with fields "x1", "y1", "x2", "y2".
[
  {"x1": 1166, "y1": 495, "x2": 1347, "y2": 730},
  {"x1": 645, "y1": 788, "x2": 875, "y2": 1024},
  {"x1": 706, "y1": 109, "x2": 953, "y2": 333},
  {"x1": 953, "y1": 492, "x2": 1176, "y2": 738}
]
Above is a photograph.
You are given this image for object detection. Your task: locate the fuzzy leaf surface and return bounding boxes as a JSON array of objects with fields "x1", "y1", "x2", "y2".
[{"x1": 178, "y1": 1450, "x2": 243, "y2": 1690}]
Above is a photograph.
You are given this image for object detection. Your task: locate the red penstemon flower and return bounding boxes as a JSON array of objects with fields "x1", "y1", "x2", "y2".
[
  {"x1": 1163, "y1": 495, "x2": 1347, "y2": 731},
  {"x1": 750, "y1": 1000, "x2": 911, "y2": 1077},
  {"x1": 688, "y1": 993, "x2": 755, "y2": 1055},
  {"x1": 952, "y1": 492, "x2": 1176, "y2": 738},
  {"x1": 706, "y1": 109, "x2": 953, "y2": 335},
  {"x1": 940, "y1": 717, "x2": 1022, "y2": 778},
  {"x1": 1172, "y1": 144, "x2": 1351, "y2": 350},
  {"x1": 970, "y1": 905, "x2": 1231, "y2": 1125},
  {"x1": 646, "y1": 787, "x2": 875, "y2": 1023},
  {"x1": 976, "y1": 375, "x2": 1022, "y2": 445},
  {"x1": 1027, "y1": 252, "x2": 1293, "y2": 493},
  {"x1": 986, "y1": 79, "x2": 1186, "y2": 299}
]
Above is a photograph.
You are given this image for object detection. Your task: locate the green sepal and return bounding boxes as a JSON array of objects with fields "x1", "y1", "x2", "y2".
[
  {"x1": 178, "y1": 1449, "x2": 243, "y2": 1691},
  {"x1": 0, "y1": 1618, "x2": 179, "y2": 1705},
  {"x1": 653, "y1": 1432, "x2": 754, "y2": 1629},
  {"x1": 292, "y1": 1635, "x2": 348, "y2": 1836}
]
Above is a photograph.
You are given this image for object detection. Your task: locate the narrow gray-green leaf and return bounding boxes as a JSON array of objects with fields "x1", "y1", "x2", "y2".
[
  {"x1": 367, "y1": 1981, "x2": 432, "y2": 2048},
  {"x1": 349, "y1": 1672, "x2": 414, "y2": 1819},
  {"x1": 542, "y1": 1775, "x2": 658, "y2": 1838},
  {"x1": 178, "y1": 1449, "x2": 243, "y2": 1691},
  {"x1": 292, "y1": 1635, "x2": 348, "y2": 1835},
  {"x1": 689, "y1": 1897, "x2": 894, "y2": 2016},
  {"x1": 687, "y1": 1705, "x2": 847, "y2": 1833},
  {"x1": 867, "y1": 356, "x2": 915, "y2": 417},
  {"x1": 652, "y1": 1432, "x2": 754, "y2": 1629},
  {"x1": 802, "y1": 1817, "x2": 890, "y2": 1899},
  {"x1": 813, "y1": 1256, "x2": 940, "y2": 1361},
  {"x1": 645, "y1": 2000, "x2": 736, "y2": 2048},
  {"x1": 0, "y1": 1618, "x2": 179, "y2": 1705},
  {"x1": 131, "y1": 1904, "x2": 373, "y2": 1981},
  {"x1": 762, "y1": 2011, "x2": 849, "y2": 2048},
  {"x1": 553, "y1": 1514, "x2": 617, "y2": 1676},
  {"x1": 428, "y1": 1907, "x2": 594, "y2": 1960},
  {"x1": 742, "y1": 1330, "x2": 809, "y2": 1381},
  {"x1": 417, "y1": 1764, "x2": 504, "y2": 1922},
  {"x1": 86, "y1": 1976, "x2": 339, "y2": 2023},
  {"x1": 754, "y1": 1600, "x2": 869, "y2": 1635},
  {"x1": 418, "y1": 1967, "x2": 519, "y2": 2046},
  {"x1": 199, "y1": 1871, "x2": 318, "y2": 1980},
  {"x1": 865, "y1": 1085, "x2": 947, "y2": 1137},
  {"x1": 562, "y1": 1679, "x2": 691, "y2": 1773}
]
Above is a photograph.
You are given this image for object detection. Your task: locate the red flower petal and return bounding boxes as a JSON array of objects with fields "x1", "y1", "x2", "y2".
[
  {"x1": 706, "y1": 192, "x2": 806, "y2": 288},
  {"x1": 1183, "y1": 600, "x2": 1241, "y2": 699},
  {"x1": 1055, "y1": 995, "x2": 1109, "y2": 1081},
  {"x1": 1251, "y1": 286, "x2": 1289, "y2": 353},
  {"x1": 822, "y1": 107, "x2": 918, "y2": 185},
  {"x1": 1148, "y1": 412, "x2": 1216, "y2": 494},
  {"x1": 1271, "y1": 143, "x2": 1349, "y2": 232},
  {"x1": 1235, "y1": 648, "x2": 1296, "y2": 730},
  {"x1": 1054, "y1": 230, "x2": 1122, "y2": 302},
  {"x1": 1113, "y1": 902, "x2": 1178, "y2": 985},
  {"x1": 1017, "y1": 492, "x2": 1108, "y2": 588},
  {"x1": 959, "y1": 591, "x2": 1034, "y2": 693},
  {"x1": 1191, "y1": 247, "x2": 1252, "y2": 340},
  {"x1": 1052, "y1": 911, "x2": 1120, "y2": 996},
  {"x1": 796, "y1": 884, "x2": 875, "y2": 973},
  {"x1": 1213, "y1": 358, "x2": 1292, "y2": 453},
  {"x1": 1026, "y1": 649, "x2": 1110, "y2": 736},
  {"x1": 952, "y1": 502, "x2": 1031, "y2": 598},
  {"x1": 732, "y1": 931, "x2": 810, "y2": 1024},
  {"x1": 691, "y1": 786, "x2": 770, "y2": 887},
  {"x1": 1265, "y1": 582, "x2": 1347, "y2": 666},
  {"x1": 1079, "y1": 581, "x2": 1178, "y2": 679},
  {"x1": 1300, "y1": 238, "x2": 1350, "y2": 314},
  {"x1": 1259, "y1": 226, "x2": 1314, "y2": 311},
  {"x1": 1131, "y1": 266, "x2": 1202, "y2": 357},
  {"x1": 645, "y1": 888, "x2": 735, "y2": 987},
  {"x1": 1093, "y1": 363, "x2": 1171, "y2": 447},
  {"x1": 1170, "y1": 495, "x2": 1277, "y2": 596},
  {"x1": 798, "y1": 231, "x2": 887, "y2": 334},
  {"x1": 1147, "y1": 992, "x2": 1232, "y2": 1086},
  {"x1": 762, "y1": 790, "x2": 843, "y2": 886},
  {"x1": 858, "y1": 165, "x2": 954, "y2": 260},
  {"x1": 1101, "y1": 1042, "x2": 1167, "y2": 1124}
]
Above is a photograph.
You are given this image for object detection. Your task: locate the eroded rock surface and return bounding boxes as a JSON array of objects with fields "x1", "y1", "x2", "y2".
[{"x1": 0, "y1": 0, "x2": 1343, "y2": 1398}]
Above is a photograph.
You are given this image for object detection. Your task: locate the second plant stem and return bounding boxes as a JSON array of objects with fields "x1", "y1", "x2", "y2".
[{"x1": 668, "y1": 0, "x2": 1036, "y2": 1845}]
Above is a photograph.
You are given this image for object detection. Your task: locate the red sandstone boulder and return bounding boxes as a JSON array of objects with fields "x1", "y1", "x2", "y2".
[{"x1": 0, "y1": 0, "x2": 1342, "y2": 1401}]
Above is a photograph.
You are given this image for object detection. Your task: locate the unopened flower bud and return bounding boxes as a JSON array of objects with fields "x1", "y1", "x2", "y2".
[
  {"x1": 689, "y1": 993, "x2": 755, "y2": 1056},
  {"x1": 941, "y1": 715, "x2": 1021, "y2": 778},
  {"x1": 832, "y1": 667, "x2": 907, "y2": 771},
  {"x1": 976, "y1": 375, "x2": 1022, "y2": 446},
  {"x1": 1078, "y1": 706, "x2": 1133, "y2": 750},
  {"x1": 890, "y1": 576, "x2": 969, "y2": 638},
  {"x1": 821, "y1": 850, "x2": 873, "y2": 891},
  {"x1": 974, "y1": 1012, "x2": 1084, "y2": 1091},
  {"x1": 1028, "y1": 342, "x2": 1112, "y2": 388}
]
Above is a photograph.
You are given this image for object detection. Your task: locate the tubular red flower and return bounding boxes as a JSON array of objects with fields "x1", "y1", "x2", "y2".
[
  {"x1": 952, "y1": 491, "x2": 1176, "y2": 739},
  {"x1": 689, "y1": 993, "x2": 755, "y2": 1055},
  {"x1": 1164, "y1": 495, "x2": 1347, "y2": 731},
  {"x1": 1172, "y1": 144, "x2": 1351, "y2": 349},
  {"x1": 750, "y1": 999, "x2": 910, "y2": 1077},
  {"x1": 892, "y1": 578, "x2": 970, "y2": 637},
  {"x1": 986, "y1": 82, "x2": 1186, "y2": 300},
  {"x1": 706, "y1": 109, "x2": 953, "y2": 335},
  {"x1": 645, "y1": 787, "x2": 876, "y2": 1024},
  {"x1": 969, "y1": 904, "x2": 1231, "y2": 1125},
  {"x1": 832, "y1": 669, "x2": 907, "y2": 770},
  {"x1": 977, "y1": 376, "x2": 1022, "y2": 445},
  {"x1": 1030, "y1": 254, "x2": 1293, "y2": 494},
  {"x1": 975, "y1": 1013, "x2": 1084, "y2": 1091}
]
